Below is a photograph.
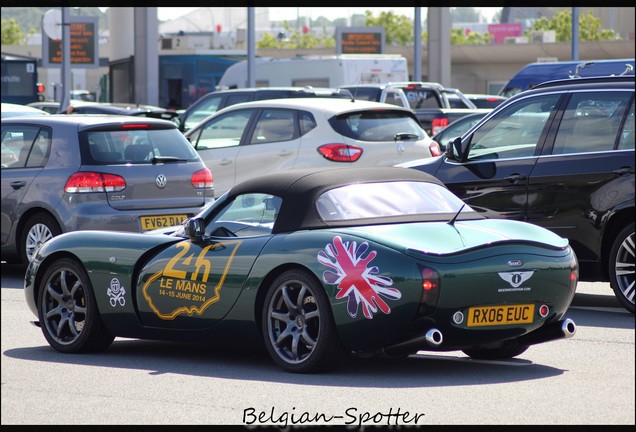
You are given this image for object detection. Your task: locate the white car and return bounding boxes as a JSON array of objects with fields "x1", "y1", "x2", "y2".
[
  {"x1": 184, "y1": 97, "x2": 439, "y2": 197},
  {"x1": 1, "y1": 102, "x2": 50, "y2": 118}
]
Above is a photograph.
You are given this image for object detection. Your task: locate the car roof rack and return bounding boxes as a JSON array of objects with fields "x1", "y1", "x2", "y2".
[{"x1": 531, "y1": 74, "x2": 635, "y2": 90}]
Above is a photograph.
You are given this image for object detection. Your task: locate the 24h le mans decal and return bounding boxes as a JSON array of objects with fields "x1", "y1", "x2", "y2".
[
  {"x1": 318, "y1": 236, "x2": 400, "y2": 319},
  {"x1": 142, "y1": 239, "x2": 242, "y2": 320}
]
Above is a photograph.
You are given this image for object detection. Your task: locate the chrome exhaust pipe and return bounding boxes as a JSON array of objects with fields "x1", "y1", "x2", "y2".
[
  {"x1": 380, "y1": 327, "x2": 444, "y2": 357},
  {"x1": 425, "y1": 328, "x2": 443, "y2": 346},
  {"x1": 561, "y1": 318, "x2": 576, "y2": 338},
  {"x1": 515, "y1": 318, "x2": 577, "y2": 346}
]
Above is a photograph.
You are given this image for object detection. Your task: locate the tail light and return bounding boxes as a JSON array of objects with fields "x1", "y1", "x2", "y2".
[
  {"x1": 418, "y1": 265, "x2": 441, "y2": 316},
  {"x1": 192, "y1": 168, "x2": 213, "y2": 189},
  {"x1": 317, "y1": 144, "x2": 363, "y2": 162},
  {"x1": 64, "y1": 172, "x2": 126, "y2": 193},
  {"x1": 429, "y1": 140, "x2": 442, "y2": 157},
  {"x1": 569, "y1": 261, "x2": 578, "y2": 293},
  {"x1": 431, "y1": 118, "x2": 449, "y2": 135}
]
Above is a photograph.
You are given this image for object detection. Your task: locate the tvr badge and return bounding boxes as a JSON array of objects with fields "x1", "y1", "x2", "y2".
[{"x1": 498, "y1": 271, "x2": 534, "y2": 288}]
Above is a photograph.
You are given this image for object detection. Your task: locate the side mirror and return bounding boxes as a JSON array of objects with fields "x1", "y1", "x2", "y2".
[
  {"x1": 446, "y1": 136, "x2": 463, "y2": 161},
  {"x1": 184, "y1": 217, "x2": 205, "y2": 241}
]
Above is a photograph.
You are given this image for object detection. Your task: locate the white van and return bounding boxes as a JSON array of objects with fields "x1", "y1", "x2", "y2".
[{"x1": 218, "y1": 54, "x2": 409, "y2": 89}]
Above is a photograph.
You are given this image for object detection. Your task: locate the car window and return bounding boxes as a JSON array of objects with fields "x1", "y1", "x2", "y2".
[
  {"x1": 551, "y1": 91, "x2": 632, "y2": 155},
  {"x1": 466, "y1": 94, "x2": 559, "y2": 161},
  {"x1": 316, "y1": 181, "x2": 474, "y2": 221},
  {"x1": 184, "y1": 95, "x2": 223, "y2": 132},
  {"x1": 249, "y1": 109, "x2": 295, "y2": 144},
  {"x1": 299, "y1": 111, "x2": 317, "y2": 135},
  {"x1": 193, "y1": 109, "x2": 255, "y2": 150},
  {"x1": 332, "y1": 110, "x2": 425, "y2": 142},
  {"x1": 225, "y1": 93, "x2": 251, "y2": 107},
  {"x1": 85, "y1": 128, "x2": 199, "y2": 164},
  {"x1": 402, "y1": 88, "x2": 441, "y2": 109},
  {"x1": 1, "y1": 125, "x2": 50, "y2": 168},
  {"x1": 206, "y1": 193, "x2": 281, "y2": 237},
  {"x1": 384, "y1": 91, "x2": 404, "y2": 107}
]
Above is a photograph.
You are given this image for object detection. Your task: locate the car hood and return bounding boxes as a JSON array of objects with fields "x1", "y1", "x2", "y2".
[{"x1": 337, "y1": 219, "x2": 569, "y2": 256}]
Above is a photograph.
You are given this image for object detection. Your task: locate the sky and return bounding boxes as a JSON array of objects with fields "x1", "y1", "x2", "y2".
[{"x1": 153, "y1": 7, "x2": 502, "y2": 23}]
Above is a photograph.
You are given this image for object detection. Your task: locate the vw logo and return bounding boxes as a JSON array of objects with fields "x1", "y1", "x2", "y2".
[{"x1": 155, "y1": 174, "x2": 167, "y2": 188}]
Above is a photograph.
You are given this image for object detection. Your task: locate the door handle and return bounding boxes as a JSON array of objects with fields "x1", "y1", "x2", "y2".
[
  {"x1": 278, "y1": 150, "x2": 293, "y2": 157},
  {"x1": 219, "y1": 158, "x2": 232, "y2": 166},
  {"x1": 504, "y1": 173, "x2": 527, "y2": 184},
  {"x1": 10, "y1": 181, "x2": 27, "y2": 190}
]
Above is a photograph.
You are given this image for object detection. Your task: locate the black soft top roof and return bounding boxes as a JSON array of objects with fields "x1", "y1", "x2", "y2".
[{"x1": 226, "y1": 166, "x2": 449, "y2": 233}]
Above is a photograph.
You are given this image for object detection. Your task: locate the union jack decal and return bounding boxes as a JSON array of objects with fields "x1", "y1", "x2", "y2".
[{"x1": 318, "y1": 236, "x2": 400, "y2": 319}]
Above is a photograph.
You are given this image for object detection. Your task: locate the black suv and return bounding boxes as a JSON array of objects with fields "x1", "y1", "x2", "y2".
[
  {"x1": 176, "y1": 86, "x2": 352, "y2": 133},
  {"x1": 400, "y1": 75, "x2": 635, "y2": 313}
]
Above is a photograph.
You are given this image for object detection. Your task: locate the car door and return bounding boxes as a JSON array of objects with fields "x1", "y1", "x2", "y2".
[
  {"x1": 137, "y1": 192, "x2": 278, "y2": 329},
  {"x1": 1, "y1": 125, "x2": 51, "y2": 245},
  {"x1": 432, "y1": 93, "x2": 562, "y2": 220},
  {"x1": 527, "y1": 89, "x2": 634, "y2": 262},
  {"x1": 188, "y1": 108, "x2": 258, "y2": 197},
  {"x1": 234, "y1": 108, "x2": 301, "y2": 187}
]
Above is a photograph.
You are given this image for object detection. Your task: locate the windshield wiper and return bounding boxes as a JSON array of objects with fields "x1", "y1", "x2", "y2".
[
  {"x1": 151, "y1": 156, "x2": 188, "y2": 163},
  {"x1": 394, "y1": 132, "x2": 420, "y2": 141}
]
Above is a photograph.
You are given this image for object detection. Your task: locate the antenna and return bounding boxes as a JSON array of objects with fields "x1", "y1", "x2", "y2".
[{"x1": 448, "y1": 204, "x2": 465, "y2": 226}]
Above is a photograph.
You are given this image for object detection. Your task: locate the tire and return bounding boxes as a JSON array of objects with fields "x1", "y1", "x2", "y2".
[
  {"x1": 609, "y1": 223, "x2": 635, "y2": 314},
  {"x1": 20, "y1": 213, "x2": 61, "y2": 265},
  {"x1": 261, "y1": 269, "x2": 348, "y2": 373},
  {"x1": 37, "y1": 258, "x2": 114, "y2": 353},
  {"x1": 462, "y1": 342, "x2": 529, "y2": 360}
]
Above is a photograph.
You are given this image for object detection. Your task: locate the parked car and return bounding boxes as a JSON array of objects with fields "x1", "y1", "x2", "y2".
[
  {"x1": 185, "y1": 97, "x2": 440, "y2": 197},
  {"x1": 1, "y1": 115, "x2": 214, "y2": 265},
  {"x1": 1, "y1": 102, "x2": 50, "y2": 118},
  {"x1": 24, "y1": 166, "x2": 577, "y2": 374},
  {"x1": 399, "y1": 75, "x2": 635, "y2": 313},
  {"x1": 431, "y1": 111, "x2": 490, "y2": 151},
  {"x1": 176, "y1": 86, "x2": 353, "y2": 133},
  {"x1": 338, "y1": 83, "x2": 411, "y2": 108},
  {"x1": 447, "y1": 93, "x2": 508, "y2": 109},
  {"x1": 27, "y1": 101, "x2": 179, "y2": 120}
]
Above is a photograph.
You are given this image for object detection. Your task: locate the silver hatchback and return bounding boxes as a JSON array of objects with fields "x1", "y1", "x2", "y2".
[{"x1": 1, "y1": 115, "x2": 214, "y2": 265}]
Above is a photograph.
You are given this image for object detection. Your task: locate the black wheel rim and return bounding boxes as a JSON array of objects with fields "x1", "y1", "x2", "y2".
[
  {"x1": 615, "y1": 232, "x2": 635, "y2": 307},
  {"x1": 266, "y1": 279, "x2": 320, "y2": 365},
  {"x1": 42, "y1": 268, "x2": 87, "y2": 346}
]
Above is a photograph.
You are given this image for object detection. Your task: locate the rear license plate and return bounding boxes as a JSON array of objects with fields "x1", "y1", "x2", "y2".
[
  {"x1": 140, "y1": 214, "x2": 188, "y2": 231},
  {"x1": 467, "y1": 304, "x2": 534, "y2": 327}
]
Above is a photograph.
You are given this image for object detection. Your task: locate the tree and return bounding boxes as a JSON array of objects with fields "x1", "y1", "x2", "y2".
[
  {"x1": 257, "y1": 21, "x2": 334, "y2": 49},
  {"x1": 525, "y1": 10, "x2": 619, "y2": 41},
  {"x1": 364, "y1": 10, "x2": 414, "y2": 45},
  {"x1": 450, "y1": 27, "x2": 493, "y2": 45},
  {"x1": 1, "y1": 18, "x2": 28, "y2": 45}
]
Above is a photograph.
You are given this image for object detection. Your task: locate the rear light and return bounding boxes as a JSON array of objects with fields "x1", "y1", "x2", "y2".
[
  {"x1": 418, "y1": 265, "x2": 441, "y2": 316},
  {"x1": 120, "y1": 123, "x2": 151, "y2": 129},
  {"x1": 317, "y1": 144, "x2": 363, "y2": 162},
  {"x1": 431, "y1": 118, "x2": 449, "y2": 135},
  {"x1": 429, "y1": 140, "x2": 442, "y2": 157},
  {"x1": 192, "y1": 168, "x2": 213, "y2": 189},
  {"x1": 539, "y1": 304, "x2": 550, "y2": 318},
  {"x1": 569, "y1": 261, "x2": 578, "y2": 292},
  {"x1": 64, "y1": 172, "x2": 126, "y2": 193}
]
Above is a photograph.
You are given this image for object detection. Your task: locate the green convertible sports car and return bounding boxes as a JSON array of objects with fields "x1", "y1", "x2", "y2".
[{"x1": 24, "y1": 167, "x2": 578, "y2": 373}]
